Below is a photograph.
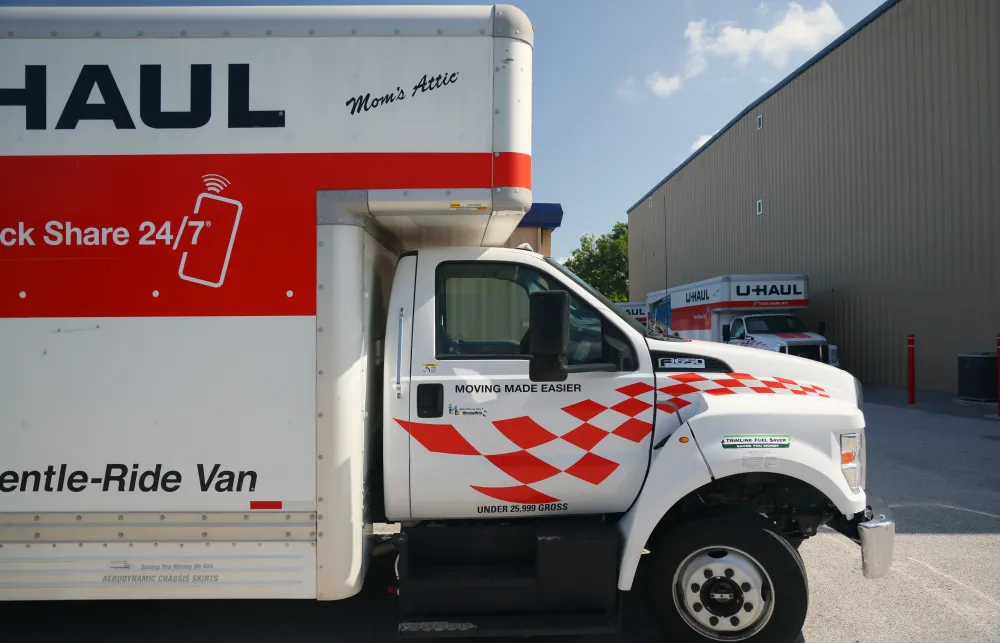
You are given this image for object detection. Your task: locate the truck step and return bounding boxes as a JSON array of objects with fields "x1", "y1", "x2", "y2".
[
  {"x1": 395, "y1": 519, "x2": 620, "y2": 618},
  {"x1": 397, "y1": 611, "x2": 618, "y2": 639}
]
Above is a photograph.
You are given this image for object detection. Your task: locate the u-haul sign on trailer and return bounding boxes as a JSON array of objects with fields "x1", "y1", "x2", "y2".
[
  {"x1": 669, "y1": 274, "x2": 809, "y2": 340},
  {"x1": 0, "y1": 8, "x2": 530, "y2": 324},
  {"x1": 0, "y1": 3, "x2": 531, "y2": 603},
  {"x1": 658, "y1": 274, "x2": 839, "y2": 367}
]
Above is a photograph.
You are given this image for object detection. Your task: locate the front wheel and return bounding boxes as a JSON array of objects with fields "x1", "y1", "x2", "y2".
[{"x1": 642, "y1": 512, "x2": 808, "y2": 643}]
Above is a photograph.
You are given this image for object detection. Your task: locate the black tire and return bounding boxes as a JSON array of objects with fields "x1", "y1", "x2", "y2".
[{"x1": 642, "y1": 511, "x2": 808, "y2": 643}]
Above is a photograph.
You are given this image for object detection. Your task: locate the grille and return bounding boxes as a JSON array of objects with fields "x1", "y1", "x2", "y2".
[{"x1": 786, "y1": 344, "x2": 824, "y2": 362}]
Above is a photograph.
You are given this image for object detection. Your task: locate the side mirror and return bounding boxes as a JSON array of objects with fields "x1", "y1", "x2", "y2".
[
  {"x1": 527, "y1": 290, "x2": 621, "y2": 382},
  {"x1": 529, "y1": 290, "x2": 570, "y2": 382},
  {"x1": 722, "y1": 324, "x2": 731, "y2": 343},
  {"x1": 529, "y1": 290, "x2": 570, "y2": 357}
]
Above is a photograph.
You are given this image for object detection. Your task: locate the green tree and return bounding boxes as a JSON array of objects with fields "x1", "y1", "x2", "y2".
[{"x1": 562, "y1": 221, "x2": 629, "y2": 302}]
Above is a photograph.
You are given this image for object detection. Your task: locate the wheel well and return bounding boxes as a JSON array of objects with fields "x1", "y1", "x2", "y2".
[{"x1": 645, "y1": 472, "x2": 840, "y2": 551}]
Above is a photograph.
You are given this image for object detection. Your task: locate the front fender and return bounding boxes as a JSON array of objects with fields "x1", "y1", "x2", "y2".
[
  {"x1": 686, "y1": 393, "x2": 868, "y2": 517},
  {"x1": 616, "y1": 423, "x2": 712, "y2": 591},
  {"x1": 615, "y1": 392, "x2": 868, "y2": 592}
]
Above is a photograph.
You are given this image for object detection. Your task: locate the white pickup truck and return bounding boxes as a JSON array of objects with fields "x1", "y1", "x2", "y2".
[{"x1": 0, "y1": 5, "x2": 892, "y2": 642}]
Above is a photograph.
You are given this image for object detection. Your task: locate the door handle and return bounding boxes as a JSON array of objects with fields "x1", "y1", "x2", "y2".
[{"x1": 416, "y1": 383, "x2": 444, "y2": 418}]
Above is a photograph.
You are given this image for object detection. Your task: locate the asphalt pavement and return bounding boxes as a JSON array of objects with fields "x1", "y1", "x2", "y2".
[{"x1": 3, "y1": 391, "x2": 999, "y2": 642}]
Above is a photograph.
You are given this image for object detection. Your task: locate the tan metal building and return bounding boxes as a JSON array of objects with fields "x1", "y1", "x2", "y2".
[{"x1": 627, "y1": 0, "x2": 999, "y2": 394}]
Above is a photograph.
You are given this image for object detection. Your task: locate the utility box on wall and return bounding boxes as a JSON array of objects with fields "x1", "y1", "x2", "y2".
[{"x1": 957, "y1": 351, "x2": 998, "y2": 403}]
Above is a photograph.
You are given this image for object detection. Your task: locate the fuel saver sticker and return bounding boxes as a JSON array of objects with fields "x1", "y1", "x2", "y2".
[{"x1": 721, "y1": 434, "x2": 790, "y2": 449}]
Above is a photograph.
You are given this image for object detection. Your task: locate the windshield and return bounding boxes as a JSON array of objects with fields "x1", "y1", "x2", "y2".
[
  {"x1": 745, "y1": 315, "x2": 809, "y2": 334},
  {"x1": 543, "y1": 256, "x2": 683, "y2": 341}
]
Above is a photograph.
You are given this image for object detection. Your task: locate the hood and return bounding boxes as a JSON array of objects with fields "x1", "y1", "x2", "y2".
[{"x1": 647, "y1": 337, "x2": 859, "y2": 406}]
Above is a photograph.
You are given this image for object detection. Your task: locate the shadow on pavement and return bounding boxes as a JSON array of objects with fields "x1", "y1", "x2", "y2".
[{"x1": 863, "y1": 384, "x2": 999, "y2": 421}]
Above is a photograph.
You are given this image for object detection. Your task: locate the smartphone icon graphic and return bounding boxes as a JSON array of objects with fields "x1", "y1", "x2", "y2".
[{"x1": 178, "y1": 192, "x2": 243, "y2": 288}]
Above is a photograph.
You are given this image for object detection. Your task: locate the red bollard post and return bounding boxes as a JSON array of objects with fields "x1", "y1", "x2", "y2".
[{"x1": 907, "y1": 334, "x2": 915, "y2": 405}]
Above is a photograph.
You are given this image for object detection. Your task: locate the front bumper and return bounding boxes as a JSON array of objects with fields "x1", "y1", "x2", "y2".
[{"x1": 830, "y1": 494, "x2": 895, "y2": 579}]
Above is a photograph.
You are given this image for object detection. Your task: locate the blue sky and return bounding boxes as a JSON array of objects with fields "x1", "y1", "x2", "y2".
[{"x1": 3, "y1": 0, "x2": 886, "y2": 260}]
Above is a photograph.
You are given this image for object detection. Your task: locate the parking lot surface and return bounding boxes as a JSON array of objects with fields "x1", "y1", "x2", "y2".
[{"x1": 3, "y1": 396, "x2": 999, "y2": 642}]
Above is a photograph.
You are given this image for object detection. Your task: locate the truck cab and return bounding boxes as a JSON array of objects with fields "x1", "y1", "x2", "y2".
[
  {"x1": 726, "y1": 313, "x2": 840, "y2": 367},
  {"x1": 374, "y1": 241, "x2": 892, "y2": 641}
]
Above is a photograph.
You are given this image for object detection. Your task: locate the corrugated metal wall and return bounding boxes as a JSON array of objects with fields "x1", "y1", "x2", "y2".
[{"x1": 628, "y1": 0, "x2": 1000, "y2": 393}]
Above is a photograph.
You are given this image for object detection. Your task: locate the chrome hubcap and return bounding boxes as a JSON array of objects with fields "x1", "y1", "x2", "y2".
[{"x1": 672, "y1": 546, "x2": 774, "y2": 641}]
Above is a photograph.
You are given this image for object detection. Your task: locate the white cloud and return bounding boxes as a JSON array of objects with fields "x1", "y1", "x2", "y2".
[
  {"x1": 689, "y1": 1, "x2": 845, "y2": 70},
  {"x1": 645, "y1": 71, "x2": 683, "y2": 97},
  {"x1": 691, "y1": 133, "x2": 716, "y2": 152},
  {"x1": 682, "y1": 20, "x2": 709, "y2": 80},
  {"x1": 641, "y1": 0, "x2": 844, "y2": 100}
]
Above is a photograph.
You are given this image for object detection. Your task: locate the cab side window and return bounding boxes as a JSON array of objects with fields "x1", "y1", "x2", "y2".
[
  {"x1": 434, "y1": 261, "x2": 635, "y2": 370},
  {"x1": 564, "y1": 294, "x2": 606, "y2": 365},
  {"x1": 731, "y1": 318, "x2": 746, "y2": 340},
  {"x1": 435, "y1": 262, "x2": 529, "y2": 357}
]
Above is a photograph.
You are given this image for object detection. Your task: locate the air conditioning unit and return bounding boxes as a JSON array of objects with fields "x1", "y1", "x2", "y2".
[{"x1": 957, "y1": 351, "x2": 998, "y2": 403}]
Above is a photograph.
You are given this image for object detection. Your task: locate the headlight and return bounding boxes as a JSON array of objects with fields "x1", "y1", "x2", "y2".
[
  {"x1": 840, "y1": 431, "x2": 866, "y2": 493},
  {"x1": 854, "y1": 376, "x2": 864, "y2": 410}
]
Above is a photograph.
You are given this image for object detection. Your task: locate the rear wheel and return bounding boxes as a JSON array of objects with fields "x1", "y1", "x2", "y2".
[{"x1": 643, "y1": 512, "x2": 808, "y2": 643}]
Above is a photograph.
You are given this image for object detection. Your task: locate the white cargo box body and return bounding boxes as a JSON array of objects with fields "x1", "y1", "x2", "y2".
[
  {"x1": 667, "y1": 274, "x2": 809, "y2": 341},
  {"x1": 0, "y1": 4, "x2": 531, "y2": 602}
]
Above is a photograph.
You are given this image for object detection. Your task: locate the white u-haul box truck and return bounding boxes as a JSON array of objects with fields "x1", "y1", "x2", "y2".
[
  {"x1": 0, "y1": 5, "x2": 892, "y2": 642},
  {"x1": 650, "y1": 274, "x2": 841, "y2": 368}
]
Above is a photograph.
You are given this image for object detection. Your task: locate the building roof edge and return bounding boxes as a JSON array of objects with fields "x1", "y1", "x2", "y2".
[{"x1": 626, "y1": 0, "x2": 903, "y2": 214}]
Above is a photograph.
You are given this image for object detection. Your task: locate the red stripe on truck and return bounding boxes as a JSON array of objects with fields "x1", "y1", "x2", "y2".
[
  {"x1": 492, "y1": 152, "x2": 532, "y2": 190},
  {"x1": 250, "y1": 501, "x2": 283, "y2": 510},
  {"x1": 0, "y1": 152, "x2": 529, "y2": 319},
  {"x1": 397, "y1": 384, "x2": 657, "y2": 504},
  {"x1": 470, "y1": 484, "x2": 558, "y2": 505}
]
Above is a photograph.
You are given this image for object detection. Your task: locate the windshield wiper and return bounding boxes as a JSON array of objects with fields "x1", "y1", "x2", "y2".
[{"x1": 646, "y1": 330, "x2": 686, "y2": 342}]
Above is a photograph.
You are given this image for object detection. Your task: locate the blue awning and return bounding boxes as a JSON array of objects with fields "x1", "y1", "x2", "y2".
[{"x1": 518, "y1": 202, "x2": 563, "y2": 229}]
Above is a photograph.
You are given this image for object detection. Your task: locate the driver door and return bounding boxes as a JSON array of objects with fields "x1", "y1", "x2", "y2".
[{"x1": 404, "y1": 253, "x2": 655, "y2": 520}]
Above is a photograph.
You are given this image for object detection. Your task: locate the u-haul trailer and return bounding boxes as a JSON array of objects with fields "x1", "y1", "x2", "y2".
[
  {"x1": 1, "y1": 5, "x2": 890, "y2": 642},
  {"x1": 650, "y1": 274, "x2": 840, "y2": 367}
]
